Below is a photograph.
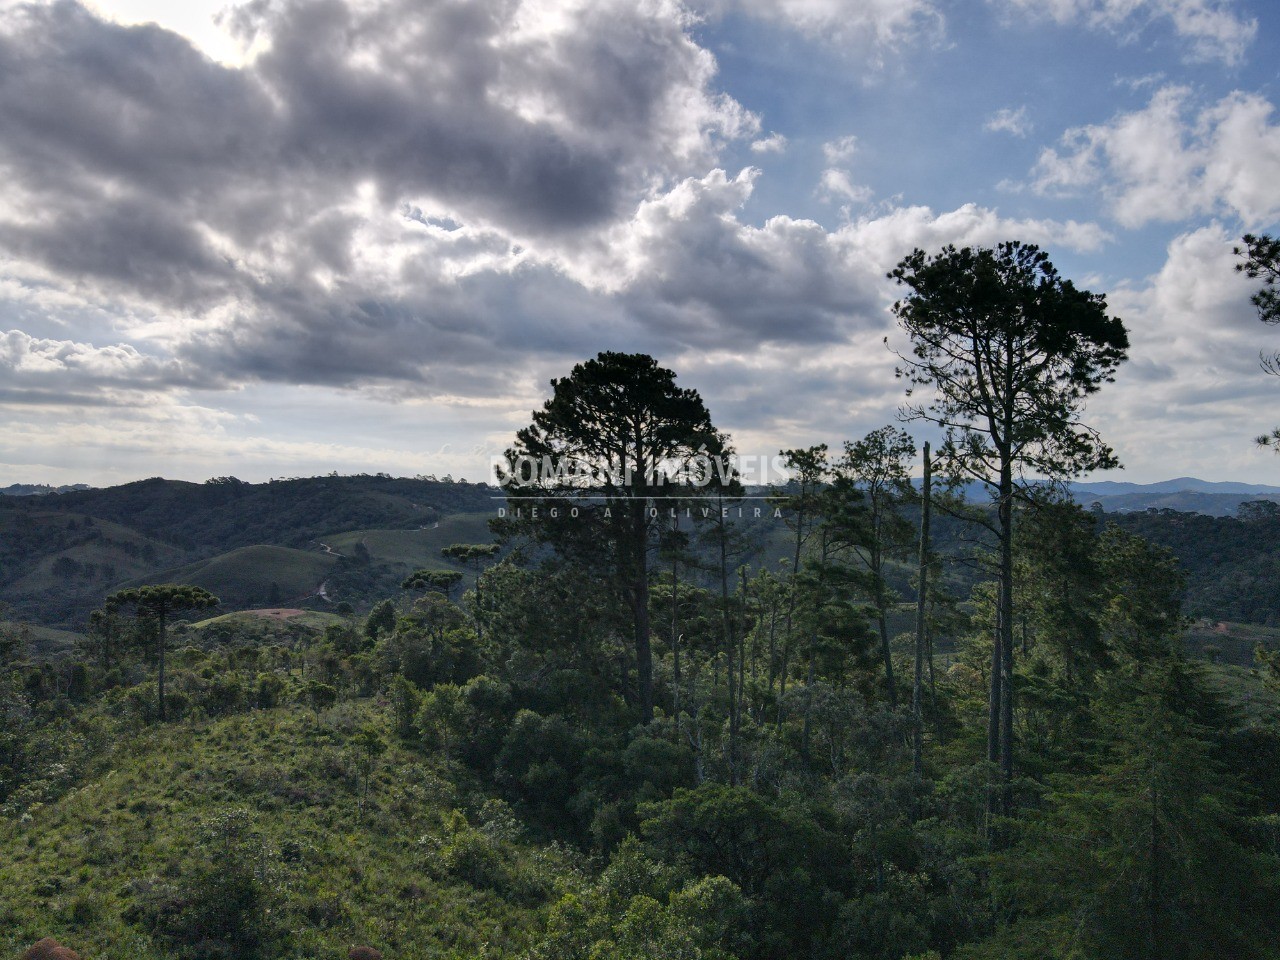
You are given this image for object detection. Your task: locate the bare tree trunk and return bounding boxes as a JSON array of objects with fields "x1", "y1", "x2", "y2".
[
  {"x1": 801, "y1": 638, "x2": 816, "y2": 759},
  {"x1": 738, "y1": 567, "x2": 748, "y2": 739},
  {"x1": 986, "y1": 605, "x2": 1002, "y2": 834},
  {"x1": 718, "y1": 507, "x2": 738, "y2": 784},
  {"x1": 671, "y1": 515, "x2": 682, "y2": 721},
  {"x1": 778, "y1": 496, "x2": 805, "y2": 731},
  {"x1": 998, "y1": 459, "x2": 1015, "y2": 814},
  {"x1": 913, "y1": 442, "x2": 931, "y2": 775},
  {"x1": 927, "y1": 627, "x2": 941, "y2": 744},
  {"x1": 876, "y1": 599, "x2": 897, "y2": 707},
  {"x1": 634, "y1": 499, "x2": 654, "y2": 725}
]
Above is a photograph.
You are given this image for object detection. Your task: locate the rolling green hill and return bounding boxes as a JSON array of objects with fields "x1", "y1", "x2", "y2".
[
  {"x1": 327, "y1": 514, "x2": 497, "y2": 570},
  {"x1": 0, "y1": 620, "x2": 85, "y2": 660},
  {"x1": 0, "y1": 510, "x2": 189, "y2": 625},
  {"x1": 0, "y1": 475, "x2": 497, "y2": 626},
  {"x1": 0, "y1": 703, "x2": 565, "y2": 960},
  {"x1": 131, "y1": 546, "x2": 339, "y2": 611},
  {"x1": 183, "y1": 609, "x2": 352, "y2": 647},
  {"x1": 5, "y1": 474, "x2": 495, "y2": 553}
]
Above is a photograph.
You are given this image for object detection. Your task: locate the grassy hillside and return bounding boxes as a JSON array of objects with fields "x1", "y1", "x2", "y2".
[
  {"x1": 0, "y1": 703, "x2": 569, "y2": 960},
  {"x1": 0, "y1": 620, "x2": 85, "y2": 660},
  {"x1": 0, "y1": 475, "x2": 497, "y2": 625},
  {"x1": 10, "y1": 475, "x2": 495, "y2": 553},
  {"x1": 183, "y1": 609, "x2": 351, "y2": 648},
  {"x1": 188, "y1": 608, "x2": 350, "y2": 633},
  {"x1": 132, "y1": 546, "x2": 339, "y2": 610},
  {"x1": 0, "y1": 510, "x2": 188, "y2": 625},
  {"x1": 328, "y1": 515, "x2": 496, "y2": 568}
]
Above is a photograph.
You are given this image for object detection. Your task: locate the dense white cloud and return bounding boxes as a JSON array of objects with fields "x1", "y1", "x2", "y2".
[
  {"x1": 0, "y1": 0, "x2": 756, "y2": 277},
  {"x1": 1033, "y1": 85, "x2": 1280, "y2": 228},
  {"x1": 998, "y1": 0, "x2": 1256, "y2": 63},
  {"x1": 560, "y1": 168, "x2": 1112, "y2": 347},
  {"x1": 1089, "y1": 224, "x2": 1276, "y2": 476},
  {"x1": 0, "y1": 0, "x2": 763, "y2": 395},
  {"x1": 836, "y1": 203, "x2": 1114, "y2": 261}
]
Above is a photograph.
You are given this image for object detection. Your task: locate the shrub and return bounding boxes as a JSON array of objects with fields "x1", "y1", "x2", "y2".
[{"x1": 255, "y1": 672, "x2": 286, "y2": 709}]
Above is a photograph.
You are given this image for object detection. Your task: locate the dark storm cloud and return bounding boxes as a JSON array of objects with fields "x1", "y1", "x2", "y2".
[
  {"x1": 0, "y1": 0, "x2": 760, "y2": 392},
  {"x1": 177, "y1": 259, "x2": 638, "y2": 398}
]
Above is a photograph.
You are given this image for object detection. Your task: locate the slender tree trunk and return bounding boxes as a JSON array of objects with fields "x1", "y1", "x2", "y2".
[
  {"x1": 801, "y1": 639, "x2": 816, "y2": 759},
  {"x1": 871, "y1": 501, "x2": 899, "y2": 707},
  {"x1": 998, "y1": 456, "x2": 1015, "y2": 814},
  {"x1": 913, "y1": 442, "x2": 931, "y2": 775},
  {"x1": 671, "y1": 517, "x2": 681, "y2": 720},
  {"x1": 1147, "y1": 774, "x2": 1162, "y2": 956},
  {"x1": 737, "y1": 568, "x2": 748, "y2": 738},
  {"x1": 473, "y1": 561, "x2": 484, "y2": 641},
  {"x1": 986, "y1": 605, "x2": 1002, "y2": 834},
  {"x1": 759, "y1": 599, "x2": 777, "y2": 723},
  {"x1": 927, "y1": 627, "x2": 941, "y2": 743},
  {"x1": 876, "y1": 599, "x2": 897, "y2": 707},
  {"x1": 776, "y1": 633, "x2": 790, "y2": 731},
  {"x1": 779, "y1": 497, "x2": 805, "y2": 730},
  {"x1": 718, "y1": 508, "x2": 738, "y2": 783},
  {"x1": 634, "y1": 500, "x2": 654, "y2": 725}
]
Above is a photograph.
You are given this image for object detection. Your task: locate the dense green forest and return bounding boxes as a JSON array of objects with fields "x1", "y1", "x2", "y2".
[
  {"x1": 5, "y1": 243, "x2": 1280, "y2": 959},
  {"x1": 5, "y1": 456, "x2": 1280, "y2": 958}
]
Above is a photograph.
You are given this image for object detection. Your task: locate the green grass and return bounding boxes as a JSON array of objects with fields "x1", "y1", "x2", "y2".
[
  {"x1": 0, "y1": 702, "x2": 572, "y2": 959},
  {"x1": 0, "y1": 510, "x2": 186, "y2": 603},
  {"x1": 131, "y1": 546, "x2": 338, "y2": 608},
  {"x1": 188, "y1": 609, "x2": 349, "y2": 632},
  {"x1": 1, "y1": 620, "x2": 85, "y2": 660},
  {"x1": 1184, "y1": 619, "x2": 1280, "y2": 667},
  {"x1": 181, "y1": 609, "x2": 352, "y2": 647},
  {"x1": 326, "y1": 514, "x2": 496, "y2": 571}
]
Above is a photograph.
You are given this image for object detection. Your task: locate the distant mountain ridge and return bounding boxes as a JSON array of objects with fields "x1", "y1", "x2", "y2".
[
  {"x1": 899, "y1": 476, "x2": 1280, "y2": 516},
  {"x1": 1067, "y1": 478, "x2": 1280, "y2": 517},
  {"x1": 1, "y1": 483, "x2": 93, "y2": 496},
  {"x1": 1070, "y1": 477, "x2": 1280, "y2": 497}
]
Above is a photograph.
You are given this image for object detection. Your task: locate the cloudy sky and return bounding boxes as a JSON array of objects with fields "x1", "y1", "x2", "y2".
[{"x1": 2, "y1": 0, "x2": 1279, "y2": 486}]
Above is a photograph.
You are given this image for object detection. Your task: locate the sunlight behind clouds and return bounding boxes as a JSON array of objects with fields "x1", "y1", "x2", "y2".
[{"x1": 78, "y1": 0, "x2": 258, "y2": 65}]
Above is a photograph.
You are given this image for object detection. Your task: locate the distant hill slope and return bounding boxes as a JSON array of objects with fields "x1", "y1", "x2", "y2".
[
  {"x1": 0, "y1": 509, "x2": 188, "y2": 624},
  {"x1": 1083, "y1": 490, "x2": 1280, "y2": 517},
  {"x1": 0, "y1": 483, "x2": 93, "y2": 496},
  {"x1": 127, "y1": 545, "x2": 340, "y2": 611},
  {"x1": 1108, "y1": 509, "x2": 1280, "y2": 625},
  {"x1": 13, "y1": 474, "x2": 495, "y2": 552},
  {"x1": 0, "y1": 475, "x2": 498, "y2": 625},
  {"x1": 935, "y1": 477, "x2": 1280, "y2": 516}
]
